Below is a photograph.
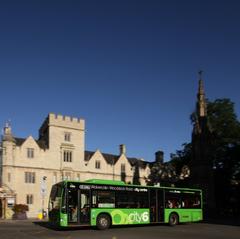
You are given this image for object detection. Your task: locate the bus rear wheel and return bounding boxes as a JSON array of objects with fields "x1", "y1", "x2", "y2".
[
  {"x1": 97, "y1": 214, "x2": 111, "y2": 230},
  {"x1": 169, "y1": 213, "x2": 179, "y2": 226}
]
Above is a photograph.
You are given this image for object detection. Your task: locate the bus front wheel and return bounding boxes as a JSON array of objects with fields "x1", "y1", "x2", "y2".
[
  {"x1": 169, "y1": 213, "x2": 179, "y2": 226},
  {"x1": 96, "y1": 214, "x2": 111, "y2": 230}
]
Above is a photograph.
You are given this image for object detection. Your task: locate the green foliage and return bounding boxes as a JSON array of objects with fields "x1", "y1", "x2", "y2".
[
  {"x1": 174, "y1": 98, "x2": 240, "y2": 214},
  {"x1": 187, "y1": 98, "x2": 240, "y2": 175},
  {"x1": 147, "y1": 161, "x2": 178, "y2": 186},
  {"x1": 205, "y1": 99, "x2": 240, "y2": 174},
  {"x1": 148, "y1": 97, "x2": 240, "y2": 211},
  {"x1": 207, "y1": 99, "x2": 240, "y2": 143},
  {"x1": 170, "y1": 143, "x2": 192, "y2": 174}
]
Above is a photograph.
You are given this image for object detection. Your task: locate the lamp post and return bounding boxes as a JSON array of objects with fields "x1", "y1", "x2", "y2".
[{"x1": 41, "y1": 176, "x2": 47, "y2": 219}]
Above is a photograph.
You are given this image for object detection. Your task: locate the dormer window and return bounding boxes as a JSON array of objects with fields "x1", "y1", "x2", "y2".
[
  {"x1": 64, "y1": 132, "x2": 71, "y2": 142},
  {"x1": 121, "y1": 163, "x2": 126, "y2": 173},
  {"x1": 95, "y1": 160, "x2": 101, "y2": 169},
  {"x1": 27, "y1": 148, "x2": 34, "y2": 158}
]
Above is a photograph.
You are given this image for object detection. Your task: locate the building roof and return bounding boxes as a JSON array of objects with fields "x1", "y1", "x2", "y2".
[
  {"x1": 13, "y1": 139, "x2": 149, "y2": 167},
  {"x1": 15, "y1": 137, "x2": 26, "y2": 146},
  {"x1": 84, "y1": 150, "x2": 119, "y2": 164},
  {"x1": 84, "y1": 150, "x2": 149, "y2": 168},
  {"x1": 128, "y1": 157, "x2": 150, "y2": 169},
  {"x1": 14, "y1": 137, "x2": 47, "y2": 150},
  {"x1": 84, "y1": 150, "x2": 96, "y2": 161},
  {"x1": 102, "y1": 152, "x2": 120, "y2": 165}
]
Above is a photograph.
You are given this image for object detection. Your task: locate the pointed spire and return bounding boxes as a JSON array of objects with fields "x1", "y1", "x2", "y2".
[
  {"x1": 197, "y1": 71, "x2": 207, "y2": 117},
  {"x1": 193, "y1": 117, "x2": 201, "y2": 135},
  {"x1": 198, "y1": 70, "x2": 204, "y2": 95}
]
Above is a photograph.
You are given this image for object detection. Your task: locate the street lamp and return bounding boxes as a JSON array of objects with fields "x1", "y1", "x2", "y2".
[{"x1": 41, "y1": 176, "x2": 47, "y2": 219}]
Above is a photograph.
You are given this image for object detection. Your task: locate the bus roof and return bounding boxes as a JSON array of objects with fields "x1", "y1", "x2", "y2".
[
  {"x1": 84, "y1": 179, "x2": 126, "y2": 185},
  {"x1": 59, "y1": 179, "x2": 202, "y2": 192}
]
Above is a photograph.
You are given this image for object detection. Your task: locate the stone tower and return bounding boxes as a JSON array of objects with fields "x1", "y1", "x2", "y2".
[
  {"x1": 1, "y1": 122, "x2": 16, "y2": 177},
  {"x1": 190, "y1": 72, "x2": 215, "y2": 212},
  {"x1": 38, "y1": 113, "x2": 85, "y2": 173}
]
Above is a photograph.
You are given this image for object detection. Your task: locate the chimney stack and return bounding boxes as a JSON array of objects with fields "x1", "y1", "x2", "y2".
[
  {"x1": 155, "y1": 151, "x2": 164, "y2": 164},
  {"x1": 119, "y1": 144, "x2": 126, "y2": 155}
]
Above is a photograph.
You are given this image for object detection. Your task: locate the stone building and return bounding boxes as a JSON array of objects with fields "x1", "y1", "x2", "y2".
[{"x1": 0, "y1": 113, "x2": 150, "y2": 218}]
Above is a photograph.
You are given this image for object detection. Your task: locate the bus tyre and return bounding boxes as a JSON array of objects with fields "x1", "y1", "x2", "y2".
[
  {"x1": 169, "y1": 213, "x2": 179, "y2": 226},
  {"x1": 97, "y1": 214, "x2": 111, "y2": 230}
]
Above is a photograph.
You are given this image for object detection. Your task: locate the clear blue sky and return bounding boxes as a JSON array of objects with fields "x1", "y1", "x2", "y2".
[{"x1": 1, "y1": 0, "x2": 240, "y2": 162}]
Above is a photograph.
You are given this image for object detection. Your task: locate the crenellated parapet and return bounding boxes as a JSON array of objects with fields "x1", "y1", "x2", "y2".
[
  {"x1": 48, "y1": 113, "x2": 85, "y2": 130},
  {"x1": 39, "y1": 113, "x2": 85, "y2": 135}
]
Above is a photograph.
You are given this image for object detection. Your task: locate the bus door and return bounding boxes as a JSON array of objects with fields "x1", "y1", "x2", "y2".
[
  {"x1": 149, "y1": 189, "x2": 164, "y2": 223},
  {"x1": 79, "y1": 190, "x2": 90, "y2": 224},
  {"x1": 150, "y1": 189, "x2": 157, "y2": 222},
  {"x1": 157, "y1": 189, "x2": 164, "y2": 222},
  {"x1": 67, "y1": 186, "x2": 79, "y2": 224}
]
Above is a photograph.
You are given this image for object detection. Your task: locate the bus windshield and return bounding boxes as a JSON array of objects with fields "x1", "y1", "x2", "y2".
[{"x1": 49, "y1": 183, "x2": 62, "y2": 211}]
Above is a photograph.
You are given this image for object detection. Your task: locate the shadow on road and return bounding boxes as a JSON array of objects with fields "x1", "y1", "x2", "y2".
[
  {"x1": 32, "y1": 221, "x2": 170, "y2": 231},
  {"x1": 33, "y1": 219, "x2": 240, "y2": 232},
  {"x1": 203, "y1": 217, "x2": 240, "y2": 227},
  {"x1": 32, "y1": 221, "x2": 59, "y2": 231},
  {"x1": 32, "y1": 221, "x2": 91, "y2": 231}
]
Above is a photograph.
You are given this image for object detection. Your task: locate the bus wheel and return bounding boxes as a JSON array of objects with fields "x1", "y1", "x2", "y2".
[
  {"x1": 169, "y1": 213, "x2": 179, "y2": 226},
  {"x1": 97, "y1": 214, "x2": 111, "y2": 230}
]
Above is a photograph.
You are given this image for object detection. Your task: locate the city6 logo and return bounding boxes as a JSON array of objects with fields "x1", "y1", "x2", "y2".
[{"x1": 128, "y1": 211, "x2": 149, "y2": 223}]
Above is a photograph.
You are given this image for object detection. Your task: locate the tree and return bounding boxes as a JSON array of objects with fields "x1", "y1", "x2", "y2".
[
  {"x1": 170, "y1": 143, "x2": 192, "y2": 175},
  {"x1": 147, "y1": 161, "x2": 177, "y2": 186},
  {"x1": 206, "y1": 99, "x2": 240, "y2": 143},
  {"x1": 148, "y1": 98, "x2": 240, "y2": 214},
  {"x1": 202, "y1": 99, "x2": 240, "y2": 183},
  {"x1": 188, "y1": 98, "x2": 240, "y2": 171},
  {"x1": 173, "y1": 98, "x2": 240, "y2": 214}
]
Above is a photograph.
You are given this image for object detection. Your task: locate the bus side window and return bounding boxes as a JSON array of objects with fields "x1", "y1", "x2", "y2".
[
  {"x1": 193, "y1": 197, "x2": 201, "y2": 208},
  {"x1": 92, "y1": 191, "x2": 97, "y2": 208},
  {"x1": 181, "y1": 192, "x2": 201, "y2": 209},
  {"x1": 166, "y1": 200, "x2": 173, "y2": 208},
  {"x1": 165, "y1": 190, "x2": 181, "y2": 209}
]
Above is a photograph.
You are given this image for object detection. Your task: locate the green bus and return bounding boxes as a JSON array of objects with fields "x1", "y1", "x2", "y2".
[{"x1": 48, "y1": 179, "x2": 202, "y2": 229}]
